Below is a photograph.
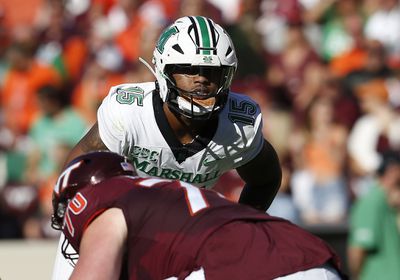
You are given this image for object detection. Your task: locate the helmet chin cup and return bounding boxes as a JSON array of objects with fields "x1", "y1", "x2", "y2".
[
  {"x1": 177, "y1": 96, "x2": 216, "y2": 116},
  {"x1": 167, "y1": 86, "x2": 228, "y2": 120}
]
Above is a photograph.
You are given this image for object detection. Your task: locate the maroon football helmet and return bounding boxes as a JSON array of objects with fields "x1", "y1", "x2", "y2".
[{"x1": 51, "y1": 151, "x2": 136, "y2": 230}]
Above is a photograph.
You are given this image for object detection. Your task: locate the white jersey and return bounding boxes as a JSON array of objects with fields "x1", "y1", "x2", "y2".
[
  {"x1": 98, "y1": 82, "x2": 264, "y2": 189},
  {"x1": 52, "y1": 82, "x2": 264, "y2": 280}
]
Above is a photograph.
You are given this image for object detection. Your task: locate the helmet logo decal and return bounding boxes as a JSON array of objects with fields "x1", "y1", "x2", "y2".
[
  {"x1": 121, "y1": 161, "x2": 135, "y2": 172},
  {"x1": 68, "y1": 192, "x2": 87, "y2": 216},
  {"x1": 116, "y1": 87, "x2": 144, "y2": 106},
  {"x1": 156, "y1": 25, "x2": 179, "y2": 54},
  {"x1": 55, "y1": 161, "x2": 83, "y2": 195},
  {"x1": 203, "y1": 56, "x2": 213, "y2": 63},
  {"x1": 63, "y1": 193, "x2": 87, "y2": 237}
]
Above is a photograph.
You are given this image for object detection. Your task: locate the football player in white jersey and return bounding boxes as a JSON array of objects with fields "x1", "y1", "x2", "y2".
[{"x1": 52, "y1": 16, "x2": 282, "y2": 280}]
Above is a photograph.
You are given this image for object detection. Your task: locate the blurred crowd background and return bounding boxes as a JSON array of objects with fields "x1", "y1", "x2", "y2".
[{"x1": 0, "y1": 0, "x2": 399, "y2": 251}]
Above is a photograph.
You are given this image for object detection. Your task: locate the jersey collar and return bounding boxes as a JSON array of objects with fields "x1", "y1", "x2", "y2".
[{"x1": 152, "y1": 90, "x2": 218, "y2": 163}]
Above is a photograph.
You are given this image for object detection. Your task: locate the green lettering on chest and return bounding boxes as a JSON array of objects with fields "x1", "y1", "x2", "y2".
[
  {"x1": 130, "y1": 158, "x2": 221, "y2": 184},
  {"x1": 204, "y1": 170, "x2": 219, "y2": 181},
  {"x1": 147, "y1": 166, "x2": 159, "y2": 176},
  {"x1": 192, "y1": 174, "x2": 204, "y2": 184},
  {"x1": 159, "y1": 168, "x2": 172, "y2": 178},
  {"x1": 170, "y1": 170, "x2": 182, "y2": 179},
  {"x1": 180, "y1": 172, "x2": 193, "y2": 182},
  {"x1": 132, "y1": 157, "x2": 150, "y2": 171}
]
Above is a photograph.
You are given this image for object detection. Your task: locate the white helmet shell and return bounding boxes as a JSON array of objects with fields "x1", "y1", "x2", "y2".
[{"x1": 153, "y1": 16, "x2": 238, "y2": 108}]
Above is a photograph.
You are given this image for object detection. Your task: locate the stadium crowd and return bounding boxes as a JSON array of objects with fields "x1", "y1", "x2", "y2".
[{"x1": 0, "y1": 0, "x2": 399, "y2": 254}]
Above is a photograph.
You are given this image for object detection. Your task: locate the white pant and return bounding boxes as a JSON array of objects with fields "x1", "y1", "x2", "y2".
[
  {"x1": 51, "y1": 234, "x2": 74, "y2": 280},
  {"x1": 166, "y1": 264, "x2": 342, "y2": 280},
  {"x1": 274, "y1": 264, "x2": 342, "y2": 280}
]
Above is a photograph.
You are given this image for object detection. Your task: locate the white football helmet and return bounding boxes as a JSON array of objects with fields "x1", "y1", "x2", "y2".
[{"x1": 152, "y1": 16, "x2": 237, "y2": 120}]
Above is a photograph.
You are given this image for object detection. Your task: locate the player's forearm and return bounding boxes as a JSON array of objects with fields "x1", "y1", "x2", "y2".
[
  {"x1": 238, "y1": 158, "x2": 282, "y2": 211},
  {"x1": 238, "y1": 182, "x2": 280, "y2": 211},
  {"x1": 237, "y1": 140, "x2": 282, "y2": 211},
  {"x1": 347, "y1": 246, "x2": 365, "y2": 280}
]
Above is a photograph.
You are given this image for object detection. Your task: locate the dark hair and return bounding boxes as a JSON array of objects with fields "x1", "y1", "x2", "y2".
[
  {"x1": 37, "y1": 85, "x2": 70, "y2": 107},
  {"x1": 377, "y1": 150, "x2": 400, "y2": 176}
]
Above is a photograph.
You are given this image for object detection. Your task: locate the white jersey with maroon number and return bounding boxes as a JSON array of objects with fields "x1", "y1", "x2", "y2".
[{"x1": 97, "y1": 82, "x2": 264, "y2": 189}]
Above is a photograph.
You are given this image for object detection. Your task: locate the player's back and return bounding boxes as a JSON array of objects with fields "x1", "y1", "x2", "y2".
[
  {"x1": 63, "y1": 176, "x2": 341, "y2": 280},
  {"x1": 113, "y1": 178, "x2": 341, "y2": 280}
]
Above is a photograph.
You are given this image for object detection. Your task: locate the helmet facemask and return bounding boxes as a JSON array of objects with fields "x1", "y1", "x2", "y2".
[
  {"x1": 61, "y1": 235, "x2": 79, "y2": 267},
  {"x1": 164, "y1": 64, "x2": 235, "y2": 120}
]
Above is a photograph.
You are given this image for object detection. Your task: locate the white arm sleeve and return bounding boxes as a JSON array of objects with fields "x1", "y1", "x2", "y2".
[{"x1": 97, "y1": 86, "x2": 126, "y2": 153}]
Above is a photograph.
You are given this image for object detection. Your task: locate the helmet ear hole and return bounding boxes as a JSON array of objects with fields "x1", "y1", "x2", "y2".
[
  {"x1": 226, "y1": 46, "x2": 233, "y2": 57},
  {"x1": 172, "y1": 44, "x2": 184, "y2": 54}
]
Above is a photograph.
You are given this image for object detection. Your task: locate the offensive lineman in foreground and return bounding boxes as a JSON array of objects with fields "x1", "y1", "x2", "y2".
[{"x1": 52, "y1": 151, "x2": 346, "y2": 280}]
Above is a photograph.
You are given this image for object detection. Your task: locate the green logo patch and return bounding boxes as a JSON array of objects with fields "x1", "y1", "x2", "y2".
[
  {"x1": 116, "y1": 87, "x2": 144, "y2": 106},
  {"x1": 203, "y1": 56, "x2": 213, "y2": 63}
]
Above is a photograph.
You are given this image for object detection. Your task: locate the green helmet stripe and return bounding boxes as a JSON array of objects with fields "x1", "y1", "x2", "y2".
[
  {"x1": 156, "y1": 25, "x2": 178, "y2": 54},
  {"x1": 195, "y1": 16, "x2": 211, "y2": 55}
]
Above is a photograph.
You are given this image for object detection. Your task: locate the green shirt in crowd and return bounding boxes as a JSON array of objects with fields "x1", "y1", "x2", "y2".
[
  {"x1": 29, "y1": 108, "x2": 87, "y2": 178},
  {"x1": 349, "y1": 185, "x2": 400, "y2": 280}
]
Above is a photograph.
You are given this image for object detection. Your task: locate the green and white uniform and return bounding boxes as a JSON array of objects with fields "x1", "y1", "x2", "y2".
[
  {"x1": 52, "y1": 16, "x2": 262, "y2": 280},
  {"x1": 98, "y1": 82, "x2": 264, "y2": 188}
]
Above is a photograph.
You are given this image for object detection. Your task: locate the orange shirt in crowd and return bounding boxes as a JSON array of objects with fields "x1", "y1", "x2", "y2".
[
  {"x1": 329, "y1": 47, "x2": 367, "y2": 77},
  {"x1": 0, "y1": 0, "x2": 43, "y2": 28},
  {"x1": 91, "y1": 0, "x2": 117, "y2": 15},
  {"x1": 1, "y1": 62, "x2": 61, "y2": 134},
  {"x1": 115, "y1": 15, "x2": 146, "y2": 63},
  {"x1": 72, "y1": 72, "x2": 126, "y2": 124},
  {"x1": 303, "y1": 131, "x2": 346, "y2": 183},
  {"x1": 62, "y1": 36, "x2": 88, "y2": 82}
]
